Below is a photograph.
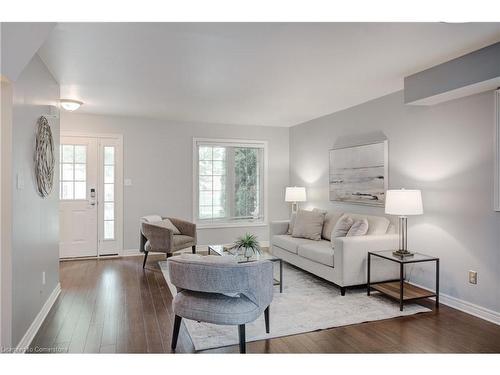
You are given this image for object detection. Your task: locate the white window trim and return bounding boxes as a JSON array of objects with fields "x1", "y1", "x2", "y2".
[{"x1": 192, "y1": 137, "x2": 268, "y2": 229}]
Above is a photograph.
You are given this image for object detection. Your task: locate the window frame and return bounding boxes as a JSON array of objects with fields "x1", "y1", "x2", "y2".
[{"x1": 193, "y1": 137, "x2": 268, "y2": 228}]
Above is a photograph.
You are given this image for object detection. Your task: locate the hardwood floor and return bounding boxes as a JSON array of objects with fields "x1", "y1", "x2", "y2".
[{"x1": 28, "y1": 254, "x2": 500, "y2": 353}]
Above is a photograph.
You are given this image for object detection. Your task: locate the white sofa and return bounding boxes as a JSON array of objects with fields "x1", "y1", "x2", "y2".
[{"x1": 270, "y1": 212, "x2": 399, "y2": 295}]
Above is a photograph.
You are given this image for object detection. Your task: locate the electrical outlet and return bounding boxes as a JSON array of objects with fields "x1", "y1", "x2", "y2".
[
  {"x1": 42, "y1": 271, "x2": 46, "y2": 285},
  {"x1": 468, "y1": 270, "x2": 477, "y2": 285}
]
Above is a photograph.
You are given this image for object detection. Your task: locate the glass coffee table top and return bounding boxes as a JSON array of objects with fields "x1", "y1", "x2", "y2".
[{"x1": 208, "y1": 244, "x2": 279, "y2": 263}]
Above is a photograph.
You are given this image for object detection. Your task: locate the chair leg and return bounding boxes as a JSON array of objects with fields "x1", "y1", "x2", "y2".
[
  {"x1": 264, "y1": 306, "x2": 270, "y2": 334},
  {"x1": 171, "y1": 315, "x2": 182, "y2": 350},
  {"x1": 142, "y1": 251, "x2": 149, "y2": 268},
  {"x1": 192, "y1": 245, "x2": 196, "y2": 254},
  {"x1": 238, "y1": 324, "x2": 246, "y2": 354},
  {"x1": 340, "y1": 287, "x2": 346, "y2": 296}
]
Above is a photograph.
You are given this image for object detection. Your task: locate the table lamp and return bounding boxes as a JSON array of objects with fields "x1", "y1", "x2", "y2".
[
  {"x1": 385, "y1": 189, "x2": 423, "y2": 257},
  {"x1": 285, "y1": 187, "x2": 306, "y2": 213}
]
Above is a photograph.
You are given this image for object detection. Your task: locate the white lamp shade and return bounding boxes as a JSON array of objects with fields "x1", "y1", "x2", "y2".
[
  {"x1": 285, "y1": 187, "x2": 306, "y2": 202},
  {"x1": 385, "y1": 189, "x2": 423, "y2": 215}
]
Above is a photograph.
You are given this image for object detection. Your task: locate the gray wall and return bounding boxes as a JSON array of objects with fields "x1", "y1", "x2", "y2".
[
  {"x1": 61, "y1": 112, "x2": 290, "y2": 248},
  {"x1": 11, "y1": 54, "x2": 60, "y2": 345},
  {"x1": 290, "y1": 90, "x2": 500, "y2": 313}
]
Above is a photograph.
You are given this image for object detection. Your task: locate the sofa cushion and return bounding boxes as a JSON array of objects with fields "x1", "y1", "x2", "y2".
[
  {"x1": 173, "y1": 235, "x2": 195, "y2": 250},
  {"x1": 346, "y1": 218, "x2": 369, "y2": 236},
  {"x1": 272, "y1": 234, "x2": 312, "y2": 254},
  {"x1": 345, "y1": 213, "x2": 390, "y2": 235},
  {"x1": 321, "y1": 211, "x2": 344, "y2": 240},
  {"x1": 292, "y1": 209, "x2": 326, "y2": 241},
  {"x1": 297, "y1": 240, "x2": 334, "y2": 267}
]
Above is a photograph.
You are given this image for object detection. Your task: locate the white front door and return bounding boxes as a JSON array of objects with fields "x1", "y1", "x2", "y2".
[{"x1": 59, "y1": 135, "x2": 123, "y2": 258}]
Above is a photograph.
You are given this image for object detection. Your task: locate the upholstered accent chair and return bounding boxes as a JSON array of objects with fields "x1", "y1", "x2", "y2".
[
  {"x1": 167, "y1": 256, "x2": 274, "y2": 353},
  {"x1": 140, "y1": 216, "x2": 197, "y2": 268}
]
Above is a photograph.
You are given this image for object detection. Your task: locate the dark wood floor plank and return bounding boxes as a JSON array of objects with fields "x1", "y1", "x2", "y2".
[{"x1": 28, "y1": 254, "x2": 500, "y2": 354}]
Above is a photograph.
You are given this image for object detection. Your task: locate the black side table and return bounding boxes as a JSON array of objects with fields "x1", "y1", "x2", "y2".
[{"x1": 367, "y1": 250, "x2": 439, "y2": 311}]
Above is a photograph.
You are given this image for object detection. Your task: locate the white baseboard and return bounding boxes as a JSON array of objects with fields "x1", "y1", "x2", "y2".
[
  {"x1": 438, "y1": 292, "x2": 500, "y2": 325},
  {"x1": 409, "y1": 281, "x2": 500, "y2": 325},
  {"x1": 15, "y1": 283, "x2": 61, "y2": 353}
]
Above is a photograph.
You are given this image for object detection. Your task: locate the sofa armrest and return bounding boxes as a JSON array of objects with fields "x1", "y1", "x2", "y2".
[
  {"x1": 141, "y1": 222, "x2": 174, "y2": 252},
  {"x1": 332, "y1": 234, "x2": 399, "y2": 286},
  {"x1": 270, "y1": 220, "x2": 290, "y2": 237}
]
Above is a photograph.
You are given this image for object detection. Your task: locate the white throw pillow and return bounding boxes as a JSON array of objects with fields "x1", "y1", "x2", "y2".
[
  {"x1": 346, "y1": 218, "x2": 369, "y2": 237},
  {"x1": 291, "y1": 209, "x2": 326, "y2": 241},
  {"x1": 331, "y1": 215, "x2": 354, "y2": 238},
  {"x1": 153, "y1": 218, "x2": 181, "y2": 235}
]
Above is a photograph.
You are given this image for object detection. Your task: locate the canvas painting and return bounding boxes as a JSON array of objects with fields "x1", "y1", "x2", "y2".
[{"x1": 329, "y1": 141, "x2": 387, "y2": 206}]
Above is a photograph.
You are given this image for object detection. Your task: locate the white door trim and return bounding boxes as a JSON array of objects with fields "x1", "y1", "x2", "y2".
[{"x1": 60, "y1": 132, "x2": 124, "y2": 256}]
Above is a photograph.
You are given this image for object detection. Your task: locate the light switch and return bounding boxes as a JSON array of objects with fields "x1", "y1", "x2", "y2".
[
  {"x1": 124, "y1": 178, "x2": 132, "y2": 186},
  {"x1": 17, "y1": 173, "x2": 24, "y2": 190}
]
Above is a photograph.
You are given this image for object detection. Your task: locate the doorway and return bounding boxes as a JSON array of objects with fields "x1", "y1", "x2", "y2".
[{"x1": 59, "y1": 134, "x2": 123, "y2": 258}]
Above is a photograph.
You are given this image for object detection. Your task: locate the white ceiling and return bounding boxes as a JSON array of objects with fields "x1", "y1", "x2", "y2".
[{"x1": 38, "y1": 23, "x2": 500, "y2": 127}]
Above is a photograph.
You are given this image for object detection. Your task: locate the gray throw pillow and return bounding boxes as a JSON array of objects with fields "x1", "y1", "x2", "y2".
[
  {"x1": 319, "y1": 211, "x2": 344, "y2": 240},
  {"x1": 331, "y1": 215, "x2": 354, "y2": 238},
  {"x1": 291, "y1": 209, "x2": 326, "y2": 241},
  {"x1": 346, "y1": 218, "x2": 369, "y2": 237},
  {"x1": 153, "y1": 218, "x2": 181, "y2": 235}
]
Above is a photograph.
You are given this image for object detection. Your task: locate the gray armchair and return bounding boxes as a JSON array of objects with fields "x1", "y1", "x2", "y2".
[
  {"x1": 140, "y1": 216, "x2": 197, "y2": 268},
  {"x1": 167, "y1": 256, "x2": 274, "y2": 353}
]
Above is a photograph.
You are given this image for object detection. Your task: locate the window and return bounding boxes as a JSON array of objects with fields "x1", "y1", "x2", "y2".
[
  {"x1": 103, "y1": 146, "x2": 115, "y2": 240},
  {"x1": 194, "y1": 139, "x2": 266, "y2": 226},
  {"x1": 60, "y1": 144, "x2": 87, "y2": 200}
]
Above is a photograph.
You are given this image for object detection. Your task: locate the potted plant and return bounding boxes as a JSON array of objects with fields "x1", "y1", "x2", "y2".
[{"x1": 234, "y1": 233, "x2": 261, "y2": 260}]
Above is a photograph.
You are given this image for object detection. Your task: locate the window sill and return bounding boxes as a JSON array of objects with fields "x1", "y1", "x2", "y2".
[{"x1": 196, "y1": 222, "x2": 268, "y2": 230}]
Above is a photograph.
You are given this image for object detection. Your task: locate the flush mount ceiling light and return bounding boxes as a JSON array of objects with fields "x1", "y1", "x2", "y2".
[{"x1": 59, "y1": 99, "x2": 83, "y2": 111}]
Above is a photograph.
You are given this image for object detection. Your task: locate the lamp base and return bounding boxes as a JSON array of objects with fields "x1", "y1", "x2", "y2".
[{"x1": 392, "y1": 249, "x2": 414, "y2": 258}]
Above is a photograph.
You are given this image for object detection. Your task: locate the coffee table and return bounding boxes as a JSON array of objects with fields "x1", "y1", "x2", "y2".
[{"x1": 208, "y1": 244, "x2": 283, "y2": 293}]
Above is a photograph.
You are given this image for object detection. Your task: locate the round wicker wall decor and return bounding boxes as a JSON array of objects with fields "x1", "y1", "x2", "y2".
[{"x1": 34, "y1": 116, "x2": 55, "y2": 198}]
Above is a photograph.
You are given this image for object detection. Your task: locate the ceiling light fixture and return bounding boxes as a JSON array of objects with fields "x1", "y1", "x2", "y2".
[{"x1": 59, "y1": 99, "x2": 83, "y2": 111}]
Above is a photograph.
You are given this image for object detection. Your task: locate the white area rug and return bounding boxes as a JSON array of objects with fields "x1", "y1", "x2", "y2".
[{"x1": 159, "y1": 260, "x2": 430, "y2": 351}]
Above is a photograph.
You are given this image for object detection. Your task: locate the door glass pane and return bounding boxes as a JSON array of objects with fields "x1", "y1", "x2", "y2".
[
  {"x1": 74, "y1": 182, "x2": 86, "y2": 200},
  {"x1": 62, "y1": 164, "x2": 74, "y2": 181},
  {"x1": 104, "y1": 165, "x2": 114, "y2": 183},
  {"x1": 74, "y1": 164, "x2": 86, "y2": 181},
  {"x1": 104, "y1": 221, "x2": 114, "y2": 240},
  {"x1": 104, "y1": 146, "x2": 115, "y2": 165},
  {"x1": 61, "y1": 181, "x2": 74, "y2": 200},
  {"x1": 62, "y1": 145, "x2": 74, "y2": 163},
  {"x1": 104, "y1": 183, "x2": 114, "y2": 201},
  {"x1": 60, "y1": 144, "x2": 87, "y2": 201},
  {"x1": 74, "y1": 145, "x2": 86, "y2": 163},
  {"x1": 104, "y1": 202, "x2": 114, "y2": 220}
]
